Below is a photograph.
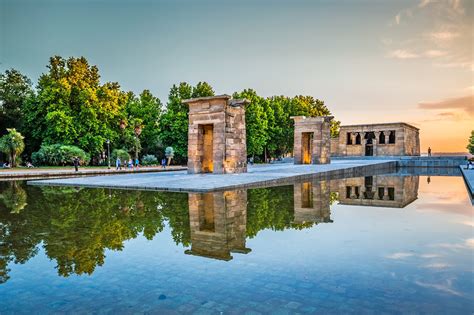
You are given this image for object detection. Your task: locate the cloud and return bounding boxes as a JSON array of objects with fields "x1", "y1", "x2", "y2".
[
  {"x1": 432, "y1": 238, "x2": 474, "y2": 250},
  {"x1": 423, "y1": 262, "x2": 452, "y2": 269},
  {"x1": 415, "y1": 279, "x2": 463, "y2": 296},
  {"x1": 418, "y1": 95, "x2": 474, "y2": 115},
  {"x1": 389, "y1": 49, "x2": 419, "y2": 59},
  {"x1": 418, "y1": 0, "x2": 432, "y2": 8},
  {"x1": 424, "y1": 50, "x2": 448, "y2": 57},
  {"x1": 395, "y1": 13, "x2": 401, "y2": 25},
  {"x1": 385, "y1": 252, "x2": 414, "y2": 259},
  {"x1": 429, "y1": 31, "x2": 460, "y2": 41}
]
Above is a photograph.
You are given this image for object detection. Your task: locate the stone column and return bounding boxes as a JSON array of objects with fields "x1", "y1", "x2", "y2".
[
  {"x1": 384, "y1": 132, "x2": 389, "y2": 145},
  {"x1": 374, "y1": 131, "x2": 380, "y2": 156},
  {"x1": 350, "y1": 132, "x2": 356, "y2": 145},
  {"x1": 383, "y1": 187, "x2": 390, "y2": 200}
]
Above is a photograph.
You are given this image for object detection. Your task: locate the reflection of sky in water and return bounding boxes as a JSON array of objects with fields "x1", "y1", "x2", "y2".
[{"x1": 0, "y1": 175, "x2": 472, "y2": 313}]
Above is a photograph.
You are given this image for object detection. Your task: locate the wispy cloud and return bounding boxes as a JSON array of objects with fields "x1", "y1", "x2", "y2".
[
  {"x1": 385, "y1": 252, "x2": 414, "y2": 259},
  {"x1": 429, "y1": 31, "x2": 460, "y2": 41},
  {"x1": 385, "y1": 0, "x2": 471, "y2": 71},
  {"x1": 389, "y1": 49, "x2": 419, "y2": 59},
  {"x1": 415, "y1": 279, "x2": 463, "y2": 296},
  {"x1": 423, "y1": 262, "x2": 452, "y2": 269},
  {"x1": 418, "y1": 95, "x2": 474, "y2": 116},
  {"x1": 424, "y1": 49, "x2": 448, "y2": 57},
  {"x1": 419, "y1": 0, "x2": 432, "y2": 8}
]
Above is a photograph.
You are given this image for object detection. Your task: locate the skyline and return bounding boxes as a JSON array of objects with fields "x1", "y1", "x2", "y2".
[{"x1": 1, "y1": 0, "x2": 472, "y2": 152}]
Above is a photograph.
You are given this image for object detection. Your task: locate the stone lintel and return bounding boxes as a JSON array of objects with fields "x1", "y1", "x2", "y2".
[{"x1": 183, "y1": 94, "x2": 231, "y2": 105}]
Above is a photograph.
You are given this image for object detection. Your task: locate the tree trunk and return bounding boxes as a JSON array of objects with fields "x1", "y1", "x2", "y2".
[{"x1": 11, "y1": 153, "x2": 16, "y2": 167}]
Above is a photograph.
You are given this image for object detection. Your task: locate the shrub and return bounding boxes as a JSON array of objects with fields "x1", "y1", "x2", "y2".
[
  {"x1": 32, "y1": 144, "x2": 90, "y2": 166},
  {"x1": 142, "y1": 154, "x2": 158, "y2": 166},
  {"x1": 111, "y1": 149, "x2": 130, "y2": 162}
]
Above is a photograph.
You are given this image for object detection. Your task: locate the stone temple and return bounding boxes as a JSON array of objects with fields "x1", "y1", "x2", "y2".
[
  {"x1": 291, "y1": 116, "x2": 333, "y2": 164},
  {"x1": 183, "y1": 95, "x2": 249, "y2": 174},
  {"x1": 331, "y1": 122, "x2": 420, "y2": 157}
]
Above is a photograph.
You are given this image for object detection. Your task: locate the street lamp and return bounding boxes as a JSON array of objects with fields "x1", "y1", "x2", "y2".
[{"x1": 106, "y1": 139, "x2": 110, "y2": 169}]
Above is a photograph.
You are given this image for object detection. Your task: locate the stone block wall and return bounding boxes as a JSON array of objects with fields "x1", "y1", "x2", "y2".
[
  {"x1": 293, "y1": 180, "x2": 332, "y2": 224},
  {"x1": 291, "y1": 116, "x2": 333, "y2": 164},
  {"x1": 335, "y1": 175, "x2": 419, "y2": 208},
  {"x1": 184, "y1": 95, "x2": 248, "y2": 174},
  {"x1": 332, "y1": 122, "x2": 420, "y2": 157},
  {"x1": 185, "y1": 190, "x2": 249, "y2": 261}
]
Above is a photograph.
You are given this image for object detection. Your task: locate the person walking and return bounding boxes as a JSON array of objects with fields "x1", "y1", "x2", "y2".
[
  {"x1": 428, "y1": 147, "x2": 432, "y2": 157},
  {"x1": 116, "y1": 157, "x2": 121, "y2": 170},
  {"x1": 73, "y1": 157, "x2": 79, "y2": 172},
  {"x1": 161, "y1": 158, "x2": 166, "y2": 169},
  {"x1": 135, "y1": 157, "x2": 139, "y2": 169}
]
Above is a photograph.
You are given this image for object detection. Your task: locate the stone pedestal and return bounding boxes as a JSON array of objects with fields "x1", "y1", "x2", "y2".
[
  {"x1": 291, "y1": 116, "x2": 333, "y2": 164},
  {"x1": 184, "y1": 95, "x2": 249, "y2": 174}
]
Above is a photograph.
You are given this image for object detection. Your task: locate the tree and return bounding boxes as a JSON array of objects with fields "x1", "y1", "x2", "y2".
[
  {"x1": 468, "y1": 131, "x2": 474, "y2": 155},
  {"x1": 159, "y1": 82, "x2": 214, "y2": 164},
  {"x1": 125, "y1": 90, "x2": 163, "y2": 156},
  {"x1": 165, "y1": 146, "x2": 174, "y2": 165},
  {"x1": 22, "y1": 56, "x2": 127, "y2": 164},
  {"x1": 0, "y1": 128, "x2": 25, "y2": 167},
  {"x1": 0, "y1": 69, "x2": 34, "y2": 134},
  {"x1": 233, "y1": 89, "x2": 269, "y2": 159}
]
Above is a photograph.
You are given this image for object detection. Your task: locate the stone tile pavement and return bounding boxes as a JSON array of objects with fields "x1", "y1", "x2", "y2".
[{"x1": 28, "y1": 160, "x2": 397, "y2": 192}]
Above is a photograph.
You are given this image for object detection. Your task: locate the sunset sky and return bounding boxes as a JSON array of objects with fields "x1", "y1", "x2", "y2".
[{"x1": 1, "y1": 0, "x2": 472, "y2": 152}]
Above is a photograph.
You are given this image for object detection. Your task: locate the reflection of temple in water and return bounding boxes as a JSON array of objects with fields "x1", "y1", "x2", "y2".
[
  {"x1": 185, "y1": 190, "x2": 251, "y2": 261},
  {"x1": 293, "y1": 181, "x2": 333, "y2": 224},
  {"x1": 335, "y1": 175, "x2": 419, "y2": 208}
]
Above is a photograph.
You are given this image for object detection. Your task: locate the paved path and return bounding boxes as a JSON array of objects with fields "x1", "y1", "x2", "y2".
[
  {"x1": 28, "y1": 160, "x2": 397, "y2": 192},
  {"x1": 0, "y1": 166, "x2": 186, "y2": 180},
  {"x1": 460, "y1": 166, "x2": 474, "y2": 204}
]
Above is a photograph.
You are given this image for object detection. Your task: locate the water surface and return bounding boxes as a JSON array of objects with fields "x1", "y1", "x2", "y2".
[{"x1": 0, "y1": 173, "x2": 472, "y2": 313}]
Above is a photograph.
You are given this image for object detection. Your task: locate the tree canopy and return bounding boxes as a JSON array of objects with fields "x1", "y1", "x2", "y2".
[{"x1": 0, "y1": 55, "x2": 342, "y2": 165}]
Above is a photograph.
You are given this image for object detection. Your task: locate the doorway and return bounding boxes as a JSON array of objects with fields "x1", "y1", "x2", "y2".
[
  {"x1": 200, "y1": 124, "x2": 214, "y2": 173},
  {"x1": 301, "y1": 182, "x2": 314, "y2": 208},
  {"x1": 301, "y1": 132, "x2": 313, "y2": 164}
]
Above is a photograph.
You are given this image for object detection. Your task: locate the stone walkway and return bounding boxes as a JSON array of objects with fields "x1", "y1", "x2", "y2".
[
  {"x1": 460, "y1": 166, "x2": 474, "y2": 204},
  {"x1": 28, "y1": 160, "x2": 397, "y2": 192},
  {"x1": 0, "y1": 166, "x2": 186, "y2": 180}
]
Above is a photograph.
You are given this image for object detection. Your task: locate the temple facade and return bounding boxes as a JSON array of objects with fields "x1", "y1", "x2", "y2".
[
  {"x1": 291, "y1": 116, "x2": 333, "y2": 164},
  {"x1": 183, "y1": 95, "x2": 249, "y2": 174},
  {"x1": 333, "y1": 175, "x2": 419, "y2": 208},
  {"x1": 331, "y1": 122, "x2": 420, "y2": 157}
]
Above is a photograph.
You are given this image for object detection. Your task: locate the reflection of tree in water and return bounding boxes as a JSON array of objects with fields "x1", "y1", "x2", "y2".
[
  {"x1": 247, "y1": 186, "x2": 338, "y2": 237},
  {"x1": 0, "y1": 181, "x2": 27, "y2": 214},
  {"x1": 0, "y1": 182, "x2": 189, "y2": 282},
  {"x1": 0, "y1": 182, "x2": 332, "y2": 283}
]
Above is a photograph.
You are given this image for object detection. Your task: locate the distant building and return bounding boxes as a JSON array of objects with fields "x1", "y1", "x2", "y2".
[
  {"x1": 334, "y1": 175, "x2": 419, "y2": 208},
  {"x1": 331, "y1": 122, "x2": 420, "y2": 157}
]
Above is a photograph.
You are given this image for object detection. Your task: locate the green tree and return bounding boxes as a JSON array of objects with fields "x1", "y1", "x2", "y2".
[
  {"x1": 0, "y1": 128, "x2": 25, "y2": 167},
  {"x1": 22, "y1": 56, "x2": 127, "y2": 163},
  {"x1": 125, "y1": 90, "x2": 163, "y2": 156},
  {"x1": 467, "y1": 131, "x2": 474, "y2": 155},
  {"x1": 233, "y1": 89, "x2": 269, "y2": 159},
  {"x1": 159, "y1": 82, "x2": 214, "y2": 164},
  {"x1": 0, "y1": 69, "x2": 34, "y2": 134}
]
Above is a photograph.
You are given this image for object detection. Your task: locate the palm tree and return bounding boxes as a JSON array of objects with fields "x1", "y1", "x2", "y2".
[
  {"x1": 165, "y1": 147, "x2": 174, "y2": 166},
  {"x1": 0, "y1": 128, "x2": 25, "y2": 167}
]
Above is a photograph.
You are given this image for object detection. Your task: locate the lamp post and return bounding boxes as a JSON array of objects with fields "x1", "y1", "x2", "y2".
[{"x1": 106, "y1": 139, "x2": 110, "y2": 169}]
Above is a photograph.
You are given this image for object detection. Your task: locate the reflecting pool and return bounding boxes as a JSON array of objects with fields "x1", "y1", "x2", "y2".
[{"x1": 0, "y1": 173, "x2": 472, "y2": 313}]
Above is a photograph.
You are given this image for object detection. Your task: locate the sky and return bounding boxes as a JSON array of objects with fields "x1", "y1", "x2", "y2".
[{"x1": 1, "y1": 0, "x2": 472, "y2": 152}]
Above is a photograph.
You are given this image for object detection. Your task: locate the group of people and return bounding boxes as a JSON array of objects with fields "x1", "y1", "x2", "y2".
[{"x1": 115, "y1": 157, "x2": 140, "y2": 170}]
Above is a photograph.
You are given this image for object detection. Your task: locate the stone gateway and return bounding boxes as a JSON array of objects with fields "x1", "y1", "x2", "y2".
[
  {"x1": 291, "y1": 116, "x2": 333, "y2": 164},
  {"x1": 184, "y1": 95, "x2": 249, "y2": 174}
]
